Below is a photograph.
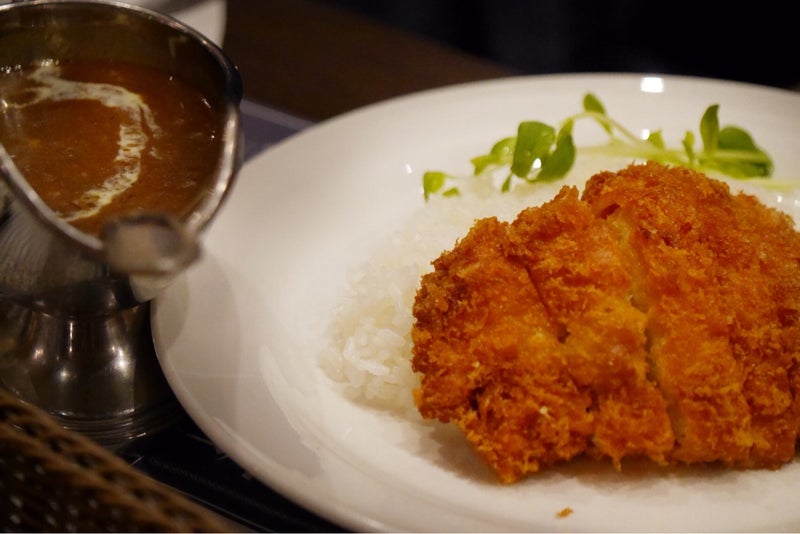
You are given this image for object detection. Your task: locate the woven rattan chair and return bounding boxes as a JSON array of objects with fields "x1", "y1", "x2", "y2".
[{"x1": 0, "y1": 387, "x2": 232, "y2": 532}]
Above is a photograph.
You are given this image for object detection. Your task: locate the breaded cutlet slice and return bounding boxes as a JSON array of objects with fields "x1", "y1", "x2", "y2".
[
  {"x1": 412, "y1": 184, "x2": 673, "y2": 483},
  {"x1": 583, "y1": 162, "x2": 800, "y2": 467},
  {"x1": 412, "y1": 161, "x2": 800, "y2": 482}
]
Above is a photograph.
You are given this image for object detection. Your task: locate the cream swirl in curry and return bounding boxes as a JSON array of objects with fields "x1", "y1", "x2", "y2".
[{"x1": 0, "y1": 60, "x2": 220, "y2": 235}]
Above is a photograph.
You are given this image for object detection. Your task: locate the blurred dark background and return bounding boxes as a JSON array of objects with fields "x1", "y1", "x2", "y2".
[
  {"x1": 316, "y1": 0, "x2": 799, "y2": 90},
  {"x1": 224, "y1": 0, "x2": 799, "y2": 121}
]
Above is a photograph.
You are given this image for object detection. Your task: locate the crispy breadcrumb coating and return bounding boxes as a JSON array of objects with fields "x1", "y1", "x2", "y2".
[{"x1": 411, "y1": 161, "x2": 800, "y2": 483}]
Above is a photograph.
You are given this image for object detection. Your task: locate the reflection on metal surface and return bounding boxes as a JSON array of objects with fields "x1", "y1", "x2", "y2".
[{"x1": 0, "y1": 300, "x2": 182, "y2": 448}]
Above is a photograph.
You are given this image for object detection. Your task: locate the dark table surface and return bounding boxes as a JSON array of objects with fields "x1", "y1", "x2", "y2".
[{"x1": 121, "y1": 1, "x2": 516, "y2": 531}]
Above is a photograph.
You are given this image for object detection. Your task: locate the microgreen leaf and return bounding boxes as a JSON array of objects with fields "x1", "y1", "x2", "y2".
[
  {"x1": 682, "y1": 131, "x2": 696, "y2": 164},
  {"x1": 422, "y1": 171, "x2": 447, "y2": 200},
  {"x1": 511, "y1": 121, "x2": 555, "y2": 178},
  {"x1": 471, "y1": 137, "x2": 515, "y2": 175},
  {"x1": 442, "y1": 187, "x2": 460, "y2": 197},
  {"x1": 537, "y1": 128, "x2": 576, "y2": 181},
  {"x1": 470, "y1": 155, "x2": 495, "y2": 176},
  {"x1": 647, "y1": 130, "x2": 666, "y2": 149},
  {"x1": 583, "y1": 93, "x2": 606, "y2": 114},
  {"x1": 583, "y1": 93, "x2": 612, "y2": 134},
  {"x1": 700, "y1": 104, "x2": 720, "y2": 154},
  {"x1": 718, "y1": 126, "x2": 758, "y2": 151},
  {"x1": 711, "y1": 125, "x2": 773, "y2": 178}
]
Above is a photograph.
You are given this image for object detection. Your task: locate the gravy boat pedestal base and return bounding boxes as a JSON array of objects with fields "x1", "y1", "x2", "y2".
[{"x1": 0, "y1": 300, "x2": 183, "y2": 450}]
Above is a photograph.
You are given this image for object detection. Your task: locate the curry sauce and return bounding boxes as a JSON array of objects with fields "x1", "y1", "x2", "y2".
[{"x1": 0, "y1": 60, "x2": 221, "y2": 236}]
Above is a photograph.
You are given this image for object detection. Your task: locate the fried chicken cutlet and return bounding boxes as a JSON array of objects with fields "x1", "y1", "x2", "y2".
[{"x1": 411, "y1": 161, "x2": 800, "y2": 483}]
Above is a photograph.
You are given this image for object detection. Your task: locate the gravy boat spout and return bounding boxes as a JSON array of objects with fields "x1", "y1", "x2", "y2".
[{"x1": 0, "y1": 143, "x2": 209, "y2": 312}]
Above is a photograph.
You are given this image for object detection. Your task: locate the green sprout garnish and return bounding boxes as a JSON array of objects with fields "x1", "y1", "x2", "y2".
[
  {"x1": 422, "y1": 170, "x2": 460, "y2": 200},
  {"x1": 422, "y1": 93, "x2": 774, "y2": 199}
]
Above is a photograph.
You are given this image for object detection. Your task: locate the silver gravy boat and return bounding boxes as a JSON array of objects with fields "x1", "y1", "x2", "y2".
[{"x1": 0, "y1": 0, "x2": 242, "y2": 448}]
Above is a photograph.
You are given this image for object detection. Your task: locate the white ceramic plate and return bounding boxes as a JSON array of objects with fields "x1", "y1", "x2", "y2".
[{"x1": 152, "y1": 74, "x2": 800, "y2": 532}]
